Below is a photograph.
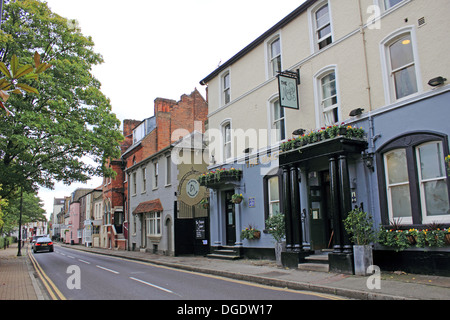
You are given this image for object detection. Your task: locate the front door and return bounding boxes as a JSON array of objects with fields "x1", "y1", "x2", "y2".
[
  {"x1": 309, "y1": 171, "x2": 332, "y2": 251},
  {"x1": 225, "y1": 191, "x2": 236, "y2": 246}
]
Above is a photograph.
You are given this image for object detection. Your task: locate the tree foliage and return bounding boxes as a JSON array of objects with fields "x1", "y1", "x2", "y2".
[
  {"x1": 0, "y1": 0, "x2": 123, "y2": 197},
  {"x1": 0, "y1": 189, "x2": 46, "y2": 234}
]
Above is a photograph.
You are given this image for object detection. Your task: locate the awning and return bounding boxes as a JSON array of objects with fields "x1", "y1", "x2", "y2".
[{"x1": 133, "y1": 199, "x2": 163, "y2": 214}]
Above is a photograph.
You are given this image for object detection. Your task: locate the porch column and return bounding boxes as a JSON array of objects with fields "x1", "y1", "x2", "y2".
[
  {"x1": 282, "y1": 165, "x2": 293, "y2": 251},
  {"x1": 329, "y1": 156, "x2": 342, "y2": 253},
  {"x1": 290, "y1": 166, "x2": 302, "y2": 251},
  {"x1": 338, "y1": 155, "x2": 353, "y2": 254}
]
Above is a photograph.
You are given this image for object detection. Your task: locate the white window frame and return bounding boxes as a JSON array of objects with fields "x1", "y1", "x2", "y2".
[
  {"x1": 220, "y1": 70, "x2": 231, "y2": 106},
  {"x1": 313, "y1": 65, "x2": 341, "y2": 128},
  {"x1": 221, "y1": 120, "x2": 232, "y2": 162},
  {"x1": 267, "y1": 94, "x2": 286, "y2": 145},
  {"x1": 141, "y1": 167, "x2": 147, "y2": 193},
  {"x1": 146, "y1": 212, "x2": 161, "y2": 236},
  {"x1": 165, "y1": 155, "x2": 172, "y2": 186},
  {"x1": 268, "y1": 176, "x2": 280, "y2": 218},
  {"x1": 416, "y1": 141, "x2": 450, "y2": 224},
  {"x1": 380, "y1": 0, "x2": 406, "y2": 11},
  {"x1": 153, "y1": 162, "x2": 159, "y2": 189},
  {"x1": 308, "y1": 0, "x2": 333, "y2": 53},
  {"x1": 383, "y1": 149, "x2": 413, "y2": 225},
  {"x1": 265, "y1": 34, "x2": 283, "y2": 79},
  {"x1": 132, "y1": 172, "x2": 137, "y2": 196},
  {"x1": 380, "y1": 26, "x2": 422, "y2": 104}
]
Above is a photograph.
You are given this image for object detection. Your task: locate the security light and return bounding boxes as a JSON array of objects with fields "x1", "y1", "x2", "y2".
[{"x1": 428, "y1": 76, "x2": 447, "y2": 87}]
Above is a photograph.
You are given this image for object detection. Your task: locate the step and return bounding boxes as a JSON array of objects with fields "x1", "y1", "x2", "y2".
[
  {"x1": 206, "y1": 253, "x2": 242, "y2": 260},
  {"x1": 297, "y1": 263, "x2": 329, "y2": 273},
  {"x1": 304, "y1": 254, "x2": 329, "y2": 264}
]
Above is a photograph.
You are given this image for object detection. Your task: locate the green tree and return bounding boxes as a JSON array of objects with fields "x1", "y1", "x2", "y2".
[
  {"x1": 0, "y1": 0, "x2": 123, "y2": 197},
  {"x1": 1, "y1": 190, "x2": 46, "y2": 234}
]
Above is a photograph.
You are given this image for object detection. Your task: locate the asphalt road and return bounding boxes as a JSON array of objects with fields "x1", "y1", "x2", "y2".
[{"x1": 31, "y1": 245, "x2": 340, "y2": 301}]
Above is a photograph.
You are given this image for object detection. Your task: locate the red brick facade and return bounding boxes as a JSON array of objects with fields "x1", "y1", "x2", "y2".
[{"x1": 103, "y1": 88, "x2": 208, "y2": 250}]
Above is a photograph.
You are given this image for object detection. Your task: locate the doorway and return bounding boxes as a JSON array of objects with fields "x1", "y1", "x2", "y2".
[
  {"x1": 309, "y1": 171, "x2": 333, "y2": 251},
  {"x1": 224, "y1": 190, "x2": 236, "y2": 246}
]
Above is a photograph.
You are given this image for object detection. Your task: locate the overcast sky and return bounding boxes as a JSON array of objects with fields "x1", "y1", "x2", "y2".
[{"x1": 39, "y1": 0, "x2": 306, "y2": 217}]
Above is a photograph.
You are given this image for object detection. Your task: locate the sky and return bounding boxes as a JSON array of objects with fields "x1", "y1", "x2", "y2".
[{"x1": 38, "y1": 0, "x2": 306, "y2": 218}]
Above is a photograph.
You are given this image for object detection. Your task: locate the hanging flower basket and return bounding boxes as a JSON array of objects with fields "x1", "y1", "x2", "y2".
[
  {"x1": 199, "y1": 198, "x2": 209, "y2": 209},
  {"x1": 231, "y1": 193, "x2": 243, "y2": 204}
]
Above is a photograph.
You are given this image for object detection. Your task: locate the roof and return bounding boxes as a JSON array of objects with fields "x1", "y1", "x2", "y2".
[
  {"x1": 199, "y1": 0, "x2": 317, "y2": 85},
  {"x1": 132, "y1": 199, "x2": 163, "y2": 214}
]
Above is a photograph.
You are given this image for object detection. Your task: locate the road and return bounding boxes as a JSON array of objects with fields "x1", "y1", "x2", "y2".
[{"x1": 30, "y1": 245, "x2": 341, "y2": 301}]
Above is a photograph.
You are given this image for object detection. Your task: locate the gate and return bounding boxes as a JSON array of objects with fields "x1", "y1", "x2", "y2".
[{"x1": 174, "y1": 200, "x2": 210, "y2": 256}]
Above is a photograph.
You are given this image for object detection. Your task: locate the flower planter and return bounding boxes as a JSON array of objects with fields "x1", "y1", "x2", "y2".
[
  {"x1": 353, "y1": 245, "x2": 373, "y2": 276},
  {"x1": 232, "y1": 198, "x2": 243, "y2": 204},
  {"x1": 253, "y1": 231, "x2": 261, "y2": 239}
]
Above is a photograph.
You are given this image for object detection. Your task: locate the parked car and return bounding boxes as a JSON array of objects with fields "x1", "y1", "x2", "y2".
[{"x1": 33, "y1": 237, "x2": 54, "y2": 253}]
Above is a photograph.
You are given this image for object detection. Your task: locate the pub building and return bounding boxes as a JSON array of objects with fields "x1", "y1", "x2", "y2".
[{"x1": 199, "y1": 0, "x2": 450, "y2": 275}]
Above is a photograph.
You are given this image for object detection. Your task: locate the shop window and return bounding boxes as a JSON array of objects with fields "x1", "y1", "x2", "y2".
[{"x1": 378, "y1": 133, "x2": 450, "y2": 225}]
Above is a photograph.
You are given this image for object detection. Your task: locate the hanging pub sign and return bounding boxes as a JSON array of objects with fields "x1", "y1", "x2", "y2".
[{"x1": 277, "y1": 69, "x2": 300, "y2": 110}]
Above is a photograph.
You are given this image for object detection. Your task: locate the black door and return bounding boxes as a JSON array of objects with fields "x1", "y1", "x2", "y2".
[
  {"x1": 309, "y1": 171, "x2": 332, "y2": 250},
  {"x1": 225, "y1": 191, "x2": 236, "y2": 246}
]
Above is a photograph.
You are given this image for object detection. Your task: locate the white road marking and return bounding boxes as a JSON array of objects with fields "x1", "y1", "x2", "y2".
[
  {"x1": 96, "y1": 265, "x2": 119, "y2": 274},
  {"x1": 78, "y1": 259, "x2": 91, "y2": 265},
  {"x1": 129, "y1": 277, "x2": 174, "y2": 294}
]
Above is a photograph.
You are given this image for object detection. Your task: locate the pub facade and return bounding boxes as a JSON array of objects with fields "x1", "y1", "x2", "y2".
[{"x1": 200, "y1": 0, "x2": 450, "y2": 274}]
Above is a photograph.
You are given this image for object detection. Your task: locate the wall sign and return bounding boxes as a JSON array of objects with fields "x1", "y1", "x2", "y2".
[{"x1": 277, "y1": 70, "x2": 300, "y2": 110}]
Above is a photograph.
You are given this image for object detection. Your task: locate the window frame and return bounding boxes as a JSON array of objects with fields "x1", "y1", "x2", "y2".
[
  {"x1": 146, "y1": 211, "x2": 162, "y2": 237},
  {"x1": 263, "y1": 169, "x2": 284, "y2": 224},
  {"x1": 380, "y1": 26, "x2": 422, "y2": 104},
  {"x1": 141, "y1": 167, "x2": 147, "y2": 193},
  {"x1": 268, "y1": 95, "x2": 286, "y2": 145},
  {"x1": 377, "y1": 132, "x2": 450, "y2": 226},
  {"x1": 153, "y1": 161, "x2": 159, "y2": 189},
  {"x1": 313, "y1": 66, "x2": 340, "y2": 128},
  {"x1": 221, "y1": 70, "x2": 231, "y2": 106},
  {"x1": 165, "y1": 155, "x2": 172, "y2": 187},
  {"x1": 221, "y1": 120, "x2": 232, "y2": 162},
  {"x1": 415, "y1": 141, "x2": 450, "y2": 224},
  {"x1": 265, "y1": 34, "x2": 283, "y2": 79},
  {"x1": 309, "y1": 0, "x2": 333, "y2": 53}
]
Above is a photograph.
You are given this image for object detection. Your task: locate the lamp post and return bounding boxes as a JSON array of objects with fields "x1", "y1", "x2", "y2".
[{"x1": 17, "y1": 187, "x2": 23, "y2": 256}]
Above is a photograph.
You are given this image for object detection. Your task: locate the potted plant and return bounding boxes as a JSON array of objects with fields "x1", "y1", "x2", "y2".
[
  {"x1": 241, "y1": 225, "x2": 261, "y2": 240},
  {"x1": 231, "y1": 193, "x2": 244, "y2": 204},
  {"x1": 265, "y1": 213, "x2": 286, "y2": 267},
  {"x1": 343, "y1": 208, "x2": 376, "y2": 276}
]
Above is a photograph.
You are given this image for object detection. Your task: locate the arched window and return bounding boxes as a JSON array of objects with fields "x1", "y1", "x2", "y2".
[{"x1": 377, "y1": 133, "x2": 450, "y2": 225}]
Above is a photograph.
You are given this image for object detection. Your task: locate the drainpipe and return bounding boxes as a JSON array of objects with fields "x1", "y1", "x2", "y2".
[{"x1": 358, "y1": 0, "x2": 373, "y2": 112}]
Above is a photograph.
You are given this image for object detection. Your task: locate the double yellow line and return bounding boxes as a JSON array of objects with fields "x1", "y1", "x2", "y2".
[{"x1": 27, "y1": 246, "x2": 66, "y2": 300}]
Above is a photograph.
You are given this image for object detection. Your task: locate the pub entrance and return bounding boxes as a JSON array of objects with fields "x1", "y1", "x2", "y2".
[
  {"x1": 224, "y1": 190, "x2": 236, "y2": 246},
  {"x1": 308, "y1": 170, "x2": 333, "y2": 251}
]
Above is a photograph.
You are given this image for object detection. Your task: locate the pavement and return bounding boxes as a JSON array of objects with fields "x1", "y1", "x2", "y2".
[{"x1": 1, "y1": 242, "x2": 449, "y2": 300}]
